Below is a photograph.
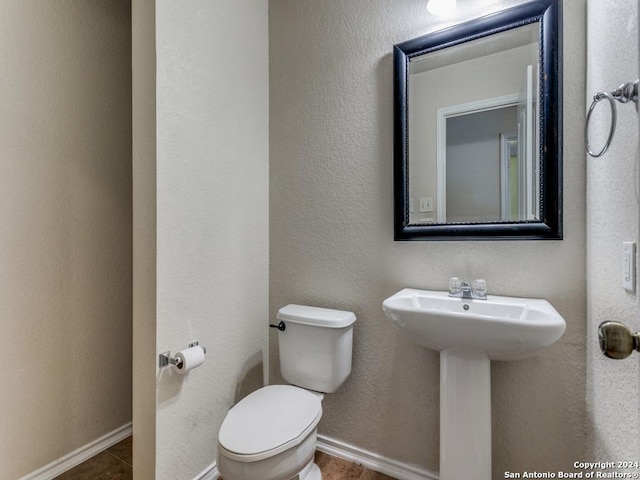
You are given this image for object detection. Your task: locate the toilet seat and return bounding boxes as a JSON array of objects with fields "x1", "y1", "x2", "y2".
[{"x1": 218, "y1": 385, "x2": 322, "y2": 462}]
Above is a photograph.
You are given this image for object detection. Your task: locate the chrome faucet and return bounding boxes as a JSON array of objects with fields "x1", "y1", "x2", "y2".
[
  {"x1": 449, "y1": 277, "x2": 487, "y2": 300},
  {"x1": 460, "y1": 281, "x2": 473, "y2": 299}
]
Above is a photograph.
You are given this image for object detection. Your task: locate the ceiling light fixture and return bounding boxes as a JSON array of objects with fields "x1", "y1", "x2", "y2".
[{"x1": 427, "y1": 0, "x2": 457, "y2": 16}]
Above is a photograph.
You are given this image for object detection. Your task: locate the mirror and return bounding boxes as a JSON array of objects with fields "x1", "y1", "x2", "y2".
[{"x1": 393, "y1": 0, "x2": 562, "y2": 240}]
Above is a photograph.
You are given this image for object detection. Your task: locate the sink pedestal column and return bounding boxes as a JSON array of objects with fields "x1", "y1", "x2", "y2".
[{"x1": 440, "y1": 350, "x2": 491, "y2": 480}]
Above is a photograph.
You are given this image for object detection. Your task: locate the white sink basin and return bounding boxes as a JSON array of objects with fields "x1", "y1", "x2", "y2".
[
  {"x1": 382, "y1": 288, "x2": 566, "y2": 361},
  {"x1": 382, "y1": 287, "x2": 566, "y2": 479}
]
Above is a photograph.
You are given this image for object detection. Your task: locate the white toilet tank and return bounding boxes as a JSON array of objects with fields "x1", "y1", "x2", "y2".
[{"x1": 276, "y1": 304, "x2": 356, "y2": 393}]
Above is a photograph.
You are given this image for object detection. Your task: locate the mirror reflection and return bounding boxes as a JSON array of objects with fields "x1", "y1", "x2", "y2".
[{"x1": 408, "y1": 22, "x2": 540, "y2": 224}]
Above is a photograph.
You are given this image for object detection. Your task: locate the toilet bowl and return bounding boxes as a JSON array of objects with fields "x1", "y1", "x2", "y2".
[
  {"x1": 217, "y1": 385, "x2": 322, "y2": 480},
  {"x1": 216, "y1": 304, "x2": 356, "y2": 480}
]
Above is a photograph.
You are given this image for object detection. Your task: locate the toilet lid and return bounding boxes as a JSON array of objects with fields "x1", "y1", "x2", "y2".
[{"x1": 218, "y1": 385, "x2": 322, "y2": 458}]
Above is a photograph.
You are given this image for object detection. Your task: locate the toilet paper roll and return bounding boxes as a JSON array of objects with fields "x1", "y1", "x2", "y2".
[{"x1": 175, "y1": 345, "x2": 205, "y2": 374}]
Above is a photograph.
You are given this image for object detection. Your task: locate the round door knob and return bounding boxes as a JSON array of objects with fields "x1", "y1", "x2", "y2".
[{"x1": 598, "y1": 321, "x2": 640, "y2": 359}]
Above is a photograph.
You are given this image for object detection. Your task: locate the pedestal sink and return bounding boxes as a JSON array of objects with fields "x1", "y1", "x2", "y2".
[{"x1": 382, "y1": 288, "x2": 566, "y2": 480}]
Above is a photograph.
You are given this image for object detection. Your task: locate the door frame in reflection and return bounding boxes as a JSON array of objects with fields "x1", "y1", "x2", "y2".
[{"x1": 436, "y1": 93, "x2": 520, "y2": 223}]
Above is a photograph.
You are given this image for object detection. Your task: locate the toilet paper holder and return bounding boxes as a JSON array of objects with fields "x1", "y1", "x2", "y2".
[{"x1": 159, "y1": 341, "x2": 207, "y2": 369}]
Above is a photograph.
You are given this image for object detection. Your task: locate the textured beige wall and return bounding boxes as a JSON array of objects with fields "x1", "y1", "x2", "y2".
[
  {"x1": 153, "y1": 1, "x2": 269, "y2": 479},
  {"x1": 270, "y1": 0, "x2": 587, "y2": 476},
  {"x1": 586, "y1": 0, "x2": 639, "y2": 463},
  {"x1": 0, "y1": 1, "x2": 132, "y2": 478}
]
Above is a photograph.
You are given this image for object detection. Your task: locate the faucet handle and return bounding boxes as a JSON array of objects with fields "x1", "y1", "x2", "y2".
[
  {"x1": 472, "y1": 279, "x2": 487, "y2": 298},
  {"x1": 449, "y1": 277, "x2": 462, "y2": 297}
]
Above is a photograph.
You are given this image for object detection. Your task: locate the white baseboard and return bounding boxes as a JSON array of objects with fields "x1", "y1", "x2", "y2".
[
  {"x1": 20, "y1": 422, "x2": 133, "y2": 480},
  {"x1": 195, "y1": 462, "x2": 219, "y2": 480},
  {"x1": 200, "y1": 436, "x2": 437, "y2": 480},
  {"x1": 181, "y1": 444, "x2": 435, "y2": 480},
  {"x1": 317, "y1": 434, "x2": 439, "y2": 480},
  {"x1": 20, "y1": 425, "x2": 435, "y2": 480}
]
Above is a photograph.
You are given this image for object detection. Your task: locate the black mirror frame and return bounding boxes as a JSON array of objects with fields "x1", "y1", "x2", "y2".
[{"x1": 393, "y1": 0, "x2": 562, "y2": 241}]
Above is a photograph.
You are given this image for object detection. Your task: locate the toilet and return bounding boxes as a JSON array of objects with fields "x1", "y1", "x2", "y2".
[{"x1": 217, "y1": 304, "x2": 356, "y2": 480}]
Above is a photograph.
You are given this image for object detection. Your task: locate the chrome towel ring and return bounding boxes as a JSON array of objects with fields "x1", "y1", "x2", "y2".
[{"x1": 585, "y1": 79, "x2": 638, "y2": 158}]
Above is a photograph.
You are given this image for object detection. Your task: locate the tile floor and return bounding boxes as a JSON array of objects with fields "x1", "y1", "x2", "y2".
[
  {"x1": 52, "y1": 436, "x2": 397, "y2": 480},
  {"x1": 314, "y1": 451, "x2": 397, "y2": 480}
]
